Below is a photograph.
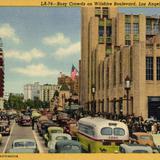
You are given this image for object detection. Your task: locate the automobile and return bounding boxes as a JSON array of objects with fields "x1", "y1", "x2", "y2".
[
  {"x1": 44, "y1": 127, "x2": 64, "y2": 145},
  {"x1": 8, "y1": 139, "x2": 39, "y2": 153},
  {"x1": 0, "y1": 133, "x2": 2, "y2": 144},
  {"x1": 57, "y1": 112, "x2": 70, "y2": 124},
  {"x1": 152, "y1": 133, "x2": 160, "y2": 151},
  {"x1": 48, "y1": 140, "x2": 82, "y2": 153},
  {"x1": 18, "y1": 115, "x2": 31, "y2": 126},
  {"x1": 48, "y1": 133, "x2": 72, "y2": 152},
  {"x1": 0, "y1": 121, "x2": 10, "y2": 136},
  {"x1": 40, "y1": 121, "x2": 59, "y2": 137},
  {"x1": 119, "y1": 144, "x2": 153, "y2": 153},
  {"x1": 130, "y1": 132, "x2": 155, "y2": 147},
  {"x1": 37, "y1": 116, "x2": 49, "y2": 133}
]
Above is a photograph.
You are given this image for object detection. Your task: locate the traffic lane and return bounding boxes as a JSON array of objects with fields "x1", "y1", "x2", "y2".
[
  {"x1": 34, "y1": 126, "x2": 48, "y2": 153},
  {"x1": 0, "y1": 121, "x2": 14, "y2": 153},
  {"x1": 5, "y1": 122, "x2": 35, "y2": 153}
]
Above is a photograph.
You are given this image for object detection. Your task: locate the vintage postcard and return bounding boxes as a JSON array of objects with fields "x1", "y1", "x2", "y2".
[{"x1": 0, "y1": 0, "x2": 159, "y2": 160}]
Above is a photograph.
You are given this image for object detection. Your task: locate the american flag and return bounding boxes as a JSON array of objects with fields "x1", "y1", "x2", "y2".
[{"x1": 71, "y1": 65, "x2": 78, "y2": 80}]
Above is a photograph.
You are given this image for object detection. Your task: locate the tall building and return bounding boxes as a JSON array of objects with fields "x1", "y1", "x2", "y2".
[
  {"x1": 40, "y1": 84, "x2": 58, "y2": 102},
  {"x1": 80, "y1": 7, "x2": 160, "y2": 120},
  {"x1": 0, "y1": 39, "x2": 4, "y2": 109},
  {"x1": 24, "y1": 82, "x2": 41, "y2": 100}
]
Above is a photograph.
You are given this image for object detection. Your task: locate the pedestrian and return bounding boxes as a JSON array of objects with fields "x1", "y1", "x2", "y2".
[{"x1": 32, "y1": 117, "x2": 35, "y2": 130}]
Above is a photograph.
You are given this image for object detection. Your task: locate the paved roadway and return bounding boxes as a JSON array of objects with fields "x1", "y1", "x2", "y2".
[{"x1": 0, "y1": 121, "x2": 48, "y2": 153}]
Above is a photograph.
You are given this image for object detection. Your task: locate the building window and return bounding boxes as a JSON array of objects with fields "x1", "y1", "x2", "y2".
[
  {"x1": 146, "y1": 57, "x2": 153, "y2": 80},
  {"x1": 133, "y1": 23, "x2": 139, "y2": 34},
  {"x1": 106, "y1": 26, "x2": 112, "y2": 36},
  {"x1": 99, "y1": 26, "x2": 104, "y2": 36},
  {"x1": 125, "y1": 40, "x2": 131, "y2": 46},
  {"x1": 125, "y1": 23, "x2": 131, "y2": 34},
  {"x1": 157, "y1": 57, "x2": 160, "y2": 80},
  {"x1": 154, "y1": 21, "x2": 159, "y2": 33},
  {"x1": 146, "y1": 19, "x2": 152, "y2": 34}
]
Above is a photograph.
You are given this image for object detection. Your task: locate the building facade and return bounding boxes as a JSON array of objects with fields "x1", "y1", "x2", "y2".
[
  {"x1": 80, "y1": 7, "x2": 160, "y2": 120},
  {"x1": 40, "y1": 84, "x2": 58, "y2": 102},
  {"x1": 0, "y1": 42, "x2": 4, "y2": 109},
  {"x1": 24, "y1": 82, "x2": 41, "y2": 101}
]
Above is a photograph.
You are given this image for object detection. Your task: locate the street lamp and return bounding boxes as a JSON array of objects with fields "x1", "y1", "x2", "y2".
[
  {"x1": 125, "y1": 75, "x2": 131, "y2": 115},
  {"x1": 91, "y1": 84, "x2": 96, "y2": 116}
]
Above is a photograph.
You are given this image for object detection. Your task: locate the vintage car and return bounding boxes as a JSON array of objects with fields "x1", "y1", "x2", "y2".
[
  {"x1": 40, "y1": 121, "x2": 59, "y2": 137},
  {"x1": 57, "y1": 112, "x2": 70, "y2": 124},
  {"x1": 48, "y1": 140, "x2": 82, "y2": 153},
  {"x1": 37, "y1": 116, "x2": 49, "y2": 133},
  {"x1": 18, "y1": 115, "x2": 31, "y2": 126},
  {"x1": 44, "y1": 127, "x2": 64, "y2": 145},
  {"x1": 48, "y1": 133, "x2": 72, "y2": 152},
  {"x1": 8, "y1": 139, "x2": 39, "y2": 153},
  {"x1": 0, "y1": 121, "x2": 10, "y2": 136},
  {"x1": 130, "y1": 132, "x2": 155, "y2": 147},
  {"x1": 119, "y1": 144, "x2": 153, "y2": 153}
]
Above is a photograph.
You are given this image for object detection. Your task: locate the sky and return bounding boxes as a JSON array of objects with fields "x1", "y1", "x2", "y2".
[{"x1": 1, "y1": 7, "x2": 160, "y2": 94}]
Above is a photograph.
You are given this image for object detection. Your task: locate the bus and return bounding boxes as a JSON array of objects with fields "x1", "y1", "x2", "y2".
[{"x1": 77, "y1": 117, "x2": 129, "y2": 153}]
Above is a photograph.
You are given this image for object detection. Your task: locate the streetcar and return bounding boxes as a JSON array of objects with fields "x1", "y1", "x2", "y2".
[{"x1": 77, "y1": 117, "x2": 129, "y2": 153}]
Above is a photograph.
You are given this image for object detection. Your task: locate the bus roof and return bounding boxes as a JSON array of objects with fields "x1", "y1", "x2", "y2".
[{"x1": 78, "y1": 117, "x2": 127, "y2": 128}]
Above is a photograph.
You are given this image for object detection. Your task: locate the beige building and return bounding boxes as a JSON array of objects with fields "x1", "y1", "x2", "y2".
[{"x1": 80, "y1": 7, "x2": 160, "y2": 120}]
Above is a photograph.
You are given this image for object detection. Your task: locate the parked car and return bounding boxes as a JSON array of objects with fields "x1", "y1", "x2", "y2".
[
  {"x1": 44, "y1": 127, "x2": 64, "y2": 145},
  {"x1": 130, "y1": 132, "x2": 155, "y2": 147},
  {"x1": 57, "y1": 112, "x2": 70, "y2": 124},
  {"x1": 8, "y1": 139, "x2": 39, "y2": 153},
  {"x1": 48, "y1": 140, "x2": 82, "y2": 153},
  {"x1": 18, "y1": 115, "x2": 31, "y2": 126},
  {"x1": 0, "y1": 121, "x2": 10, "y2": 136},
  {"x1": 48, "y1": 133, "x2": 72, "y2": 152},
  {"x1": 119, "y1": 144, "x2": 153, "y2": 153},
  {"x1": 37, "y1": 116, "x2": 49, "y2": 134},
  {"x1": 40, "y1": 121, "x2": 59, "y2": 137}
]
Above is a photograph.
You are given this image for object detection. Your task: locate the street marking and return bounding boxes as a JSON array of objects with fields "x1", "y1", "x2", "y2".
[
  {"x1": 32, "y1": 130, "x2": 44, "y2": 153},
  {"x1": 3, "y1": 121, "x2": 15, "y2": 153}
]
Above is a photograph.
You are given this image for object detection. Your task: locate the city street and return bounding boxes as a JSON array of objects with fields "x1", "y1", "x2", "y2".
[{"x1": 0, "y1": 120, "x2": 48, "y2": 153}]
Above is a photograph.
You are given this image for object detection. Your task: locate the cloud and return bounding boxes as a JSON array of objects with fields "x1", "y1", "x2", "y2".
[
  {"x1": 5, "y1": 48, "x2": 45, "y2": 62},
  {"x1": 0, "y1": 23, "x2": 21, "y2": 44},
  {"x1": 11, "y1": 64, "x2": 59, "y2": 77},
  {"x1": 42, "y1": 32, "x2": 71, "y2": 46},
  {"x1": 54, "y1": 42, "x2": 80, "y2": 59}
]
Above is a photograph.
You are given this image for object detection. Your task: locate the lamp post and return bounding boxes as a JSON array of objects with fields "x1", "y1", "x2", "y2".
[
  {"x1": 91, "y1": 84, "x2": 96, "y2": 116},
  {"x1": 125, "y1": 76, "x2": 131, "y2": 115}
]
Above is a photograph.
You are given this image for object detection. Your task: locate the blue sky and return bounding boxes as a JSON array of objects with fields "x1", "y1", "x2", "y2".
[{"x1": 1, "y1": 7, "x2": 160, "y2": 94}]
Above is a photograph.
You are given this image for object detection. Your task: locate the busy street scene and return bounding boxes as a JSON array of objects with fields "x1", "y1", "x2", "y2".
[{"x1": 1, "y1": 6, "x2": 160, "y2": 154}]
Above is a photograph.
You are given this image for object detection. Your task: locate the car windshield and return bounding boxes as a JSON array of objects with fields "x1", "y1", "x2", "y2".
[
  {"x1": 132, "y1": 150, "x2": 149, "y2": 153},
  {"x1": 14, "y1": 141, "x2": 35, "y2": 148},
  {"x1": 140, "y1": 135, "x2": 152, "y2": 140},
  {"x1": 51, "y1": 130, "x2": 62, "y2": 133},
  {"x1": 56, "y1": 136, "x2": 68, "y2": 140},
  {"x1": 63, "y1": 144, "x2": 80, "y2": 151}
]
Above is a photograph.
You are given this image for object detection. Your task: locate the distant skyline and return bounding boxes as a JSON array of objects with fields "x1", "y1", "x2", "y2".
[{"x1": 1, "y1": 7, "x2": 160, "y2": 94}]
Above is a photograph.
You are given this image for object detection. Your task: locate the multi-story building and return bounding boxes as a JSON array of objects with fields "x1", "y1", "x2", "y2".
[
  {"x1": 58, "y1": 73, "x2": 79, "y2": 96},
  {"x1": 0, "y1": 40, "x2": 4, "y2": 109},
  {"x1": 80, "y1": 7, "x2": 160, "y2": 120},
  {"x1": 40, "y1": 84, "x2": 58, "y2": 102},
  {"x1": 24, "y1": 82, "x2": 41, "y2": 100}
]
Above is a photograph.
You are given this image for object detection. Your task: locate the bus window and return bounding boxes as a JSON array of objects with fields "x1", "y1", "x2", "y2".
[
  {"x1": 79, "y1": 124, "x2": 94, "y2": 136},
  {"x1": 101, "y1": 127, "x2": 112, "y2": 135},
  {"x1": 114, "y1": 128, "x2": 125, "y2": 136}
]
